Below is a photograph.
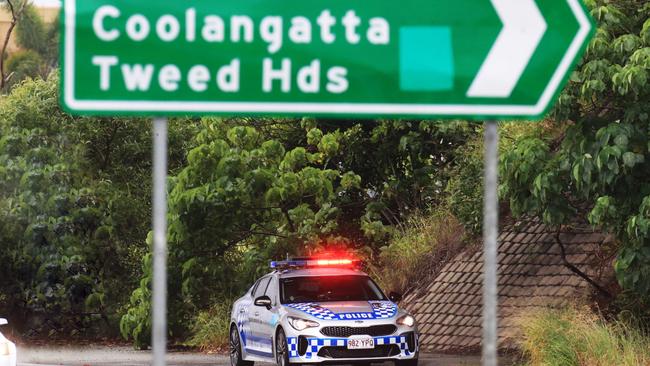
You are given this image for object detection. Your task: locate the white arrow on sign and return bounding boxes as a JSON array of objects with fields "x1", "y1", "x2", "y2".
[{"x1": 467, "y1": 0, "x2": 547, "y2": 98}]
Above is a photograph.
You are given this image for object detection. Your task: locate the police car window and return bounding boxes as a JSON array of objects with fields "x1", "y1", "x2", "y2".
[
  {"x1": 265, "y1": 277, "x2": 278, "y2": 303},
  {"x1": 250, "y1": 280, "x2": 259, "y2": 295},
  {"x1": 254, "y1": 277, "x2": 271, "y2": 298},
  {"x1": 280, "y1": 275, "x2": 387, "y2": 303}
]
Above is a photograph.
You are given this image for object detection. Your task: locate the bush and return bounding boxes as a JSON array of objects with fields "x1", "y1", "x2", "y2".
[
  {"x1": 446, "y1": 137, "x2": 483, "y2": 236},
  {"x1": 519, "y1": 307, "x2": 650, "y2": 366},
  {"x1": 186, "y1": 300, "x2": 234, "y2": 351},
  {"x1": 373, "y1": 211, "x2": 465, "y2": 294},
  {"x1": 5, "y1": 50, "x2": 43, "y2": 88}
]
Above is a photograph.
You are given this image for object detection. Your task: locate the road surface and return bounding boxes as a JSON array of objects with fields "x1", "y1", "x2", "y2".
[{"x1": 17, "y1": 346, "x2": 513, "y2": 366}]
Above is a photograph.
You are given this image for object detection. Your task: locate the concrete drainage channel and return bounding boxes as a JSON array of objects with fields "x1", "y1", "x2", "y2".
[{"x1": 17, "y1": 346, "x2": 513, "y2": 366}]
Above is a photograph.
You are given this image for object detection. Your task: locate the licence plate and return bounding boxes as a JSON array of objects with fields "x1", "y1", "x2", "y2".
[{"x1": 347, "y1": 338, "x2": 375, "y2": 350}]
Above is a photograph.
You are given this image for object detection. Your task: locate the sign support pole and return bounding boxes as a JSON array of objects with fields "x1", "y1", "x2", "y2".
[
  {"x1": 482, "y1": 121, "x2": 499, "y2": 366},
  {"x1": 152, "y1": 117, "x2": 169, "y2": 366}
]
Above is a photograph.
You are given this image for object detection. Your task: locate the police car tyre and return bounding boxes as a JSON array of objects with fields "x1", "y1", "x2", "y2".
[
  {"x1": 230, "y1": 325, "x2": 254, "y2": 366},
  {"x1": 395, "y1": 358, "x2": 418, "y2": 366},
  {"x1": 275, "y1": 329, "x2": 290, "y2": 366}
]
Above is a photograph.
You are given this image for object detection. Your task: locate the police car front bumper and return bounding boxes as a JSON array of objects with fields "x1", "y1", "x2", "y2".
[{"x1": 284, "y1": 324, "x2": 418, "y2": 363}]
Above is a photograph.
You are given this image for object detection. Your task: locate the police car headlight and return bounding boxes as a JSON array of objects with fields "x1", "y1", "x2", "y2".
[
  {"x1": 397, "y1": 314, "x2": 415, "y2": 327},
  {"x1": 287, "y1": 316, "x2": 320, "y2": 331}
]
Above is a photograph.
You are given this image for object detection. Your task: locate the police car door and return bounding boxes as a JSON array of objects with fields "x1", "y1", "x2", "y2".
[
  {"x1": 249, "y1": 276, "x2": 273, "y2": 357},
  {"x1": 257, "y1": 276, "x2": 280, "y2": 354}
]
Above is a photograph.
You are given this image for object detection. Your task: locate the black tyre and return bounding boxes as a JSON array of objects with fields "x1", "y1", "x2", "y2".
[
  {"x1": 275, "y1": 329, "x2": 290, "y2": 366},
  {"x1": 395, "y1": 359, "x2": 418, "y2": 366},
  {"x1": 230, "y1": 326, "x2": 254, "y2": 366}
]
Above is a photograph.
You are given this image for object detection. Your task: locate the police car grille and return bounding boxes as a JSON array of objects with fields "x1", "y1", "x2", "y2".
[
  {"x1": 320, "y1": 325, "x2": 397, "y2": 337},
  {"x1": 317, "y1": 345, "x2": 400, "y2": 359}
]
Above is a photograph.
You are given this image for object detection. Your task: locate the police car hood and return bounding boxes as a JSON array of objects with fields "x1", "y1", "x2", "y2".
[{"x1": 284, "y1": 300, "x2": 398, "y2": 320}]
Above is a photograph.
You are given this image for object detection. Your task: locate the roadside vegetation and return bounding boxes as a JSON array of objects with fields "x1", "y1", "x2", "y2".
[
  {"x1": 519, "y1": 307, "x2": 650, "y2": 366},
  {"x1": 372, "y1": 211, "x2": 466, "y2": 295},
  {"x1": 186, "y1": 300, "x2": 233, "y2": 352}
]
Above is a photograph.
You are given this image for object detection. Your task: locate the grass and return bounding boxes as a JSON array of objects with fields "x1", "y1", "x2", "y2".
[
  {"x1": 186, "y1": 300, "x2": 233, "y2": 352},
  {"x1": 373, "y1": 210, "x2": 465, "y2": 294},
  {"x1": 519, "y1": 307, "x2": 650, "y2": 366}
]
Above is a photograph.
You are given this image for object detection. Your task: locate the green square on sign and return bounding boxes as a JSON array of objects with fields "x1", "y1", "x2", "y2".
[{"x1": 399, "y1": 27, "x2": 455, "y2": 91}]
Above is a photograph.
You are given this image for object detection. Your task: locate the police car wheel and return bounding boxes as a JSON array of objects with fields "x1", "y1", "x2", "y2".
[
  {"x1": 395, "y1": 359, "x2": 418, "y2": 366},
  {"x1": 275, "y1": 329, "x2": 290, "y2": 366},
  {"x1": 230, "y1": 326, "x2": 253, "y2": 366}
]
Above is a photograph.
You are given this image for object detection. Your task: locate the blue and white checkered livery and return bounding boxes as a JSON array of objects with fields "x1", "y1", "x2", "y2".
[
  {"x1": 285, "y1": 303, "x2": 339, "y2": 320},
  {"x1": 286, "y1": 335, "x2": 418, "y2": 359},
  {"x1": 286, "y1": 301, "x2": 397, "y2": 320},
  {"x1": 370, "y1": 300, "x2": 398, "y2": 318}
]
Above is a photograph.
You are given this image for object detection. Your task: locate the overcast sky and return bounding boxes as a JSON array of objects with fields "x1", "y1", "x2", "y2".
[{"x1": 32, "y1": 0, "x2": 61, "y2": 7}]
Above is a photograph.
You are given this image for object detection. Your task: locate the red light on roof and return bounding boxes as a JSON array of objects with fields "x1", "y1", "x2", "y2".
[{"x1": 316, "y1": 259, "x2": 353, "y2": 266}]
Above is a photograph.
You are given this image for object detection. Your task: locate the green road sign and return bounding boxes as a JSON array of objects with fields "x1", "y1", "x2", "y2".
[{"x1": 61, "y1": 0, "x2": 594, "y2": 119}]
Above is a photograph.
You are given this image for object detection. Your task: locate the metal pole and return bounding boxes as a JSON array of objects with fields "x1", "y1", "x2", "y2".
[
  {"x1": 152, "y1": 118, "x2": 168, "y2": 366},
  {"x1": 482, "y1": 121, "x2": 499, "y2": 366}
]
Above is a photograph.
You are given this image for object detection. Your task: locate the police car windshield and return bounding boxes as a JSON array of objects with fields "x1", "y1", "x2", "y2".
[{"x1": 280, "y1": 275, "x2": 386, "y2": 303}]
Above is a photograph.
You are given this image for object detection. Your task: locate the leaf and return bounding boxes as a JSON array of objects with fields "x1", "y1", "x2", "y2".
[{"x1": 622, "y1": 152, "x2": 637, "y2": 168}]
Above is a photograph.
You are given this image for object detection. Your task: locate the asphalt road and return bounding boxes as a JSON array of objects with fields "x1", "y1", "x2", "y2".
[{"x1": 17, "y1": 346, "x2": 513, "y2": 366}]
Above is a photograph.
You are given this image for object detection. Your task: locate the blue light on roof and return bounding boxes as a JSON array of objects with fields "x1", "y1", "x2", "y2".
[{"x1": 270, "y1": 260, "x2": 310, "y2": 269}]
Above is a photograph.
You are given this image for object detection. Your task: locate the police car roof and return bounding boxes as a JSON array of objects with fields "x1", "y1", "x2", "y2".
[{"x1": 277, "y1": 267, "x2": 368, "y2": 278}]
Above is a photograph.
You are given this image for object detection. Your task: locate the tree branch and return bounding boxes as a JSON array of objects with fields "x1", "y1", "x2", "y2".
[
  {"x1": 282, "y1": 207, "x2": 296, "y2": 233},
  {"x1": 555, "y1": 226, "x2": 613, "y2": 299}
]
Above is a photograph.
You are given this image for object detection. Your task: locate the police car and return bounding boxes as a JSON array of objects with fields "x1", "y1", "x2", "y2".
[
  {"x1": 0, "y1": 318, "x2": 16, "y2": 366},
  {"x1": 229, "y1": 258, "x2": 418, "y2": 366}
]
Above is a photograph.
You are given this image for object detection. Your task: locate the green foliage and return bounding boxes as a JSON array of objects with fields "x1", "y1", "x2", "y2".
[
  {"x1": 445, "y1": 133, "x2": 484, "y2": 236},
  {"x1": 15, "y1": 3, "x2": 46, "y2": 55},
  {"x1": 328, "y1": 119, "x2": 479, "y2": 242},
  {"x1": 0, "y1": 75, "x2": 198, "y2": 338},
  {"x1": 120, "y1": 117, "x2": 482, "y2": 347},
  {"x1": 42, "y1": 14, "x2": 59, "y2": 66},
  {"x1": 186, "y1": 300, "x2": 233, "y2": 351},
  {"x1": 5, "y1": 49, "x2": 43, "y2": 88},
  {"x1": 500, "y1": 0, "x2": 650, "y2": 298},
  {"x1": 446, "y1": 122, "x2": 548, "y2": 236},
  {"x1": 519, "y1": 307, "x2": 650, "y2": 366},
  {"x1": 120, "y1": 118, "x2": 354, "y2": 346},
  {"x1": 372, "y1": 211, "x2": 465, "y2": 294}
]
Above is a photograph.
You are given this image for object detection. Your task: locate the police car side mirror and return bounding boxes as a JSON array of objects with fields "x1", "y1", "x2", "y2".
[
  {"x1": 254, "y1": 296, "x2": 272, "y2": 309},
  {"x1": 389, "y1": 292, "x2": 402, "y2": 303}
]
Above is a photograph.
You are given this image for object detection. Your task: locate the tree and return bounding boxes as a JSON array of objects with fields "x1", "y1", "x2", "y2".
[
  {"x1": 0, "y1": 0, "x2": 28, "y2": 89},
  {"x1": 0, "y1": 74, "x2": 198, "y2": 336},
  {"x1": 306, "y1": 119, "x2": 479, "y2": 242},
  {"x1": 500, "y1": 0, "x2": 650, "y2": 297},
  {"x1": 120, "y1": 118, "x2": 361, "y2": 348}
]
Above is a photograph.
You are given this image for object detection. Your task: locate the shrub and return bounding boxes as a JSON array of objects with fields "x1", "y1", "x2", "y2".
[
  {"x1": 5, "y1": 50, "x2": 43, "y2": 88},
  {"x1": 519, "y1": 307, "x2": 650, "y2": 366},
  {"x1": 373, "y1": 210, "x2": 465, "y2": 294},
  {"x1": 186, "y1": 300, "x2": 234, "y2": 351},
  {"x1": 446, "y1": 137, "x2": 483, "y2": 237}
]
